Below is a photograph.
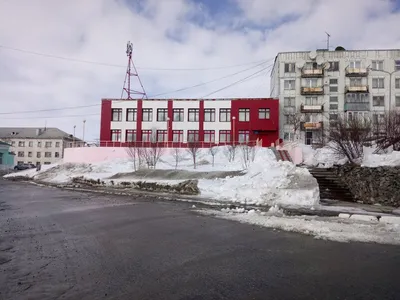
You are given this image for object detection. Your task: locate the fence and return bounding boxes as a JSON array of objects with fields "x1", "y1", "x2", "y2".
[{"x1": 88, "y1": 140, "x2": 262, "y2": 148}]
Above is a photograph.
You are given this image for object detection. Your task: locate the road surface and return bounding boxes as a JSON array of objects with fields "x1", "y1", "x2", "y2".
[{"x1": 1, "y1": 179, "x2": 400, "y2": 300}]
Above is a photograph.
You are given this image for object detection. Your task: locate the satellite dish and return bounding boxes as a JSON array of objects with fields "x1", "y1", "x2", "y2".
[
  {"x1": 296, "y1": 60, "x2": 305, "y2": 68},
  {"x1": 309, "y1": 50, "x2": 317, "y2": 60},
  {"x1": 316, "y1": 55, "x2": 324, "y2": 65},
  {"x1": 323, "y1": 62, "x2": 331, "y2": 69}
]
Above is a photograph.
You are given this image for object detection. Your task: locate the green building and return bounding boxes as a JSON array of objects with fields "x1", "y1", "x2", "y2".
[{"x1": 0, "y1": 141, "x2": 15, "y2": 170}]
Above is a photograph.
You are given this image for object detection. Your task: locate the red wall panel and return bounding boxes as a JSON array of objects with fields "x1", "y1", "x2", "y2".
[
  {"x1": 168, "y1": 100, "x2": 173, "y2": 142},
  {"x1": 136, "y1": 100, "x2": 143, "y2": 141},
  {"x1": 100, "y1": 99, "x2": 112, "y2": 142}
]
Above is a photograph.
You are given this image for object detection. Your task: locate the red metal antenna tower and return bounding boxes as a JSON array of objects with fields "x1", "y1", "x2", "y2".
[{"x1": 121, "y1": 41, "x2": 147, "y2": 100}]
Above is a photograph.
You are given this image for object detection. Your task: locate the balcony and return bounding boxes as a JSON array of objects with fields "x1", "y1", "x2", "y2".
[
  {"x1": 301, "y1": 68, "x2": 324, "y2": 78},
  {"x1": 345, "y1": 67, "x2": 368, "y2": 77},
  {"x1": 345, "y1": 85, "x2": 369, "y2": 93},
  {"x1": 300, "y1": 86, "x2": 324, "y2": 95},
  {"x1": 300, "y1": 104, "x2": 324, "y2": 113},
  {"x1": 344, "y1": 102, "x2": 370, "y2": 111},
  {"x1": 300, "y1": 121, "x2": 324, "y2": 131}
]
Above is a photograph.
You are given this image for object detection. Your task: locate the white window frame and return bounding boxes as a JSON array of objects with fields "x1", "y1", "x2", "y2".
[
  {"x1": 372, "y1": 60, "x2": 384, "y2": 71},
  {"x1": 284, "y1": 79, "x2": 295, "y2": 90},
  {"x1": 372, "y1": 78, "x2": 385, "y2": 89}
]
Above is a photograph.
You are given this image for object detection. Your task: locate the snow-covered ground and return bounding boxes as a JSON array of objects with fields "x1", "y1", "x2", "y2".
[
  {"x1": 204, "y1": 208, "x2": 400, "y2": 245},
  {"x1": 4, "y1": 146, "x2": 320, "y2": 208}
]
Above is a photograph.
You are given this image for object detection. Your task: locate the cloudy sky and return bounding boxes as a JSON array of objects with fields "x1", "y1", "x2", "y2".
[{"x1": 0, "y1": 0, "x2": 399, "y2": 141}]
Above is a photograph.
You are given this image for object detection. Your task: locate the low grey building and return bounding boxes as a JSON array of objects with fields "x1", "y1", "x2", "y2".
[{"x1": 0, "y1": 127, "x2": 84, "y2": 166}]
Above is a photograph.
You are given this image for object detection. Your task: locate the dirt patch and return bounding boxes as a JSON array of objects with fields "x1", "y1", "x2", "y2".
[{"x1": 109, "y1": 169, "x2": 245, "y2": 180}]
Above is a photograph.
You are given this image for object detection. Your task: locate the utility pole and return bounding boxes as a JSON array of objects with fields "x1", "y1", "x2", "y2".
[
  {"x1": 73, "y1": 125, "x2": 76, "y2": 147},
  {"x1": 83, "y1": 120, "x2": 86, "y2": 146}
]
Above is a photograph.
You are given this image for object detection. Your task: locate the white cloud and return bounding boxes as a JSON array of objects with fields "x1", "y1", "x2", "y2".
[{"x1": 0, "y1": 0, "x2": 399, "y2": 141}]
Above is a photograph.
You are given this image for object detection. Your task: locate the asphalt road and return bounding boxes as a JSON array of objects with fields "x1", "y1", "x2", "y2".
[{"x1": 1, "y1": 180, "x2": 400, "y2": 300}]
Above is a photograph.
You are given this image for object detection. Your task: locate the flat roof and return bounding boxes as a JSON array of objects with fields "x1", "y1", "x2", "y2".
[{"x1": 102, "y1": 98, "x2": 278, "y2": 101}]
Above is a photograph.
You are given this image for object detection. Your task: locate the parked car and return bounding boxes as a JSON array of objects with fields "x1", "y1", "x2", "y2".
[{"x1": 14, "y1": 163, "x2": 35, "y2": 171}]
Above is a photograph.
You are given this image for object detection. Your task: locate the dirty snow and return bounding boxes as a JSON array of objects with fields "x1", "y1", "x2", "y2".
[
  {"x1": 300, "y1": 144, "x2": 348, "y2": 168},
  {"x1": 4, "y1": 146, "x2": 320, "y2": 208},
  {"x1": 205, "y1": 209, "x2": 400, "y2": 245},
  {"x1": 362, "y1": 146, "x2": 400, "y2": 167}
]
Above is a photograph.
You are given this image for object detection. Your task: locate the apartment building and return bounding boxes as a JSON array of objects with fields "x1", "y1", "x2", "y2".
[
  {"x1": 100, "y1": 98, "x2": 279, "y2": 147},
  {"x1": 0, "y1": 127, "x2": 84, "y2": 165},
  {"x1": 270, "y1": 48, "x2": 400, "y2": 145}
]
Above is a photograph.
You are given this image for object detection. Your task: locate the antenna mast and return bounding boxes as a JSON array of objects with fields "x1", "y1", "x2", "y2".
[
  {"x1": 325, "y1": 32, "x2": 331, "y2": 50},
  {"x1": 121, "y1": 41, "x2": 147, "y2": 100}
]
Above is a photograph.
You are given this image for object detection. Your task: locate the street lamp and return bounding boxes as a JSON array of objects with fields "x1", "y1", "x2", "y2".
[
  {"x1": 232, "y1": 116, "x2": 236, "y2": 145},
  {"x1": 73, "y1": 125, "x2": 76, "y2": 147},
  {"x1": 166, "y1": 117, "x2": 170, "y2": 145},
  {"x1": 369, "y1": 68, "x2": 400, "y2": 109},
  {"x1": 82, "y1": 120, "x2": 86, "y2": 146}
]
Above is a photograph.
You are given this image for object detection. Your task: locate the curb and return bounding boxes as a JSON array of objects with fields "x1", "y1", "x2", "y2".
[{"x1": 339, "y1": 213, "x2": 400, "y2": 224}]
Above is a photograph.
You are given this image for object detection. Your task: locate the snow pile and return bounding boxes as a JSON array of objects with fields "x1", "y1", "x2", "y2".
[
  {"x1": 4, "y1": 146, "x2": 320, "y2": 208},
  {"x1": 208, "y1": 210, "x2": 400, "y2": 245},
  {"x1": 362, "y1": 146, "x2": 400, "y2": 167},
  {"x1": 300, "y1": 144, "x2": 348, "y2": 167}
]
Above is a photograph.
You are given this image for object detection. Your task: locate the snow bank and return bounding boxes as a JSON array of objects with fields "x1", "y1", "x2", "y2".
[
  {"x1": 362, "y1": 146, "x2": 400, "y2": 167},
  {"x1": 208, "y1": 210, "x2": 400, "y2": 245},
  {"x1": 4, "y1": 146, "x2": 320, "y2": 208},
  {"x1": 300, "y1": 144, "x2": 348, "y2": 167}
]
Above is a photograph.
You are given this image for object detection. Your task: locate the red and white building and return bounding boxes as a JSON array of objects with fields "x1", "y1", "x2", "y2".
[{"x1": 99, "y1": 98, "x2": 279, "y2": 148}]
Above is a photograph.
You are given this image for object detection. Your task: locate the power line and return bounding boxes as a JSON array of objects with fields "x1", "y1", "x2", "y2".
[
  {"x1": 0, "y1": 44, "x2": 272, "y2": 71},
  {"x1": 1, "y1": 113, "x2": 100, "y2": 120},
  {"x1": 148, "y1": 60, "x2": 270, "y2": 97},
  {"x1": 0, "y1": 104, "x2": 100, "y2": 115},
  {"x1": 200, "y1": 64, "x2": 273, "y2": 98}
]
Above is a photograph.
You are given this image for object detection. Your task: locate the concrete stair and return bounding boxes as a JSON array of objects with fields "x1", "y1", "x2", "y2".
[{"x1": 308, "y1": 168, "x2": 355, "y2": 202}]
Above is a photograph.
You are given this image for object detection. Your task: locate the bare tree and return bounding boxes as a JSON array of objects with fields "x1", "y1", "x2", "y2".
[
  {"x1": 371, "y1": 111, "x2": 400, "y2": 152},
  {"x1": 209, "y1": 146, "x2": 219, "y2": 167},
  {"x1": 239, "y1": 145, "x2": 257, "y2": 169},
  {"x1": 125, "y1": 142, "x2": 139, "y2": 171},
  {"x1": 172, "y1": 148, "x2": 185, "y2": 169},
  {"x1": 325, "y1": 113, "x2": 372, "y2": 163},
  {"x1": 288, "y1": 111, "x2": 305, "y2": 141},
  {"x1": 142, "y1": 131, "x2": 164, "y2": 169},
  {"x1": 186, "y1": 141, "x2": 201, "y2": 169},
  {"x1": 225, "y1": 144, "x2": 237, "y2": 162}
]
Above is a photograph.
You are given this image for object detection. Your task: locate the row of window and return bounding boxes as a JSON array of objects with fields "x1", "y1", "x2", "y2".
[
  {"x1": 112, "y1": 108, "x2": 271, "y2": 122},
  {"x1": 17, "y1": 151, "x2": 60, "y2": 158},
  {"x1": 284, "y1": 60, "x2": 400, "y2": 73},
  {"x1": 17, "y1": 161, "x2": 52, "y2": 165},
  {"x1": 11, "y1": 141, "x2": 61, "y2": 148},
  {"x1": 284, "y1": 95, "x2": 400, "y2": 108},
  {"x1": 111, "y1": 129, "x2": 251, "y2": 143},
  {"x1": 283, "y1": 78, "x2": 400, "y2": 90}
]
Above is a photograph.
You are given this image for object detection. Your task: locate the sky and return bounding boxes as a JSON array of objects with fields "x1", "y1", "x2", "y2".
[{"x1": 0, "y1": 0, "x2": 399, "y2": 141}]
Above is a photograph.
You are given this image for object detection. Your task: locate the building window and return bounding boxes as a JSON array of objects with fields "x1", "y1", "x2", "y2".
[
  {"x1": 329, "y1": 113, "x2": 338, "y2": 121},
  {"x1": 258, "y1": 108, "x2": 270, "y2": 119},
  {"x1": 219, "y1": 108, "x2": 231, "y2": 122},
  {"x1": 28, "y1": 141, "x2": 33, "y2": 147},
  {"x1": 142, "y1": 108, "x2": 153, "y2": 122},
  {"x1": 396, "y1": 96, "x2": 400, "y2": 107},
  {"x1": 396, "y1": 78, "x2": 400, "y2": 89},
  {"x1": 284, "y1": 97, "x2": 295, "y2": 107},
  {"x1": 187, "y1": 130, "x2": 199, "y2": 142},
  {"x1": 395, "y1": 60, "x2": 400, "y2": 71},
  {"x1": 238, "y1": 130, "x2": 250, "y2": 143},
  {"x1": 126, "y1": 130, "x2": 137, "y2": 142},
  {"x1": 188, "y1": 109, "x2": 199, "y2": 122},
  {"x1": 141, "y1": 130, "x2": 153, "y2": 142},
  {"x1": 173, "y1": 108, "x2": 184, "y2": 121},
  {"x1": 44, "y1": 162, "x2": 51, "y2": 165},
  {"x1": 329, "y1": 104, "x2": 338, "y2": 110},
  {"x1": 157, "y1": 130, "x2": 167, "y2": 142},
  {"x1": 126, "y1": 108, "x2": 137, "y2": 122},
  {"x1": 204, "y1": 108, "x2": 215, "y2": 122},
  {"x1": 204, "y1": 130, "x2": 215, "y2": 143},
  {"x1": 305, "y1": 96, "x2": 319, "y2": 105},
  {"x1": 28, "y1": 152, "x2": 32, "y2": 157},
  {"x1": 157, "y1": 108, "x2": 168, "y2": 121},
  {"x1": 284, "y1": 79, "x2": 295, "y2": 90},
  {"x1": 305, "y1": 78, "x2": 318, "y2": 87},
  {"x1": 329, "y1": 78, "x2": 338, "y2": 92},
  {"x1": 284, "y1": 63, "x2": 295, "y2": 73},
  {"x1": 37, "y1": 152, "x2": 41, "y2": 158},
  {"x1": 55, "y1": 142, "x2": 60, "y2": 147},
  {"x1": 45, "y1": 152, "x2": 52, "y2": 158},
  {"x1": 17, "y1": 151, "x2": 24, "y2": 157},
  {"x1": 37, "y1": 141, "x2": 42, "y2": 147},
  {"x1": 18, "y1": 141, "x2": 25, "y2": 147},
  {"x1": 55, "y1": 152, "x2": 60, "y2": 158},
  {"x1": 372, "y1": 78, "x2": 384, "y2": 89},
  {"x1": 111, "y1": 130, "x2": 121, "y2": 142},
  {"x1": 45, "y1": 141, "x2": 52, "y2": 148},
  {"x1": 11, "y1": 141, "x2": 15, "y2": 146},
  {"x1": 349, "y1": 60, "x2": 361, "y2": 68},
  {"x1": 373, "y1": 96, "x2": 385, "y2": 107},
  {"x1": 172, "y1": 130, "x2": 183, "y2": 142},
  {"x1": 328, "y1": 61, "x2": 339, "y2": 71},
  {"x1": 111, "y1": 108, "x2": 122, "y2": 121},
  {"x1": 283, "y1": 115, "x2": 292, "y2": 125},
  {"x1": 372, "y1": 60, "x2": 384, "y2": 71},
  {"x1": 238, "y1": 108, "x2": 250, "y2": 121},
  {"x1": 329, "y1": 96, "x2": 338, "y2": 110},
  {"x1": 219, "y1": 130, "x2": 231, "y2": 143},
  {"x1": 350, "y1": 78, "x2": 362, "y2": 87}
]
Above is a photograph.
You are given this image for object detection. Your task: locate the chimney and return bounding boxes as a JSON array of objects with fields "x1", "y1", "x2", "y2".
[{"x1": 36, "y1": 128, "x2": 42, "y2": 136}]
